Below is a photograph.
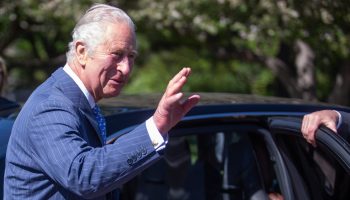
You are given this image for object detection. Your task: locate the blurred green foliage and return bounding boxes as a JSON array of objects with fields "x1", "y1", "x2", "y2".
[{"x1": 1, "y1": 0, "x2": 350, "y2": 104}]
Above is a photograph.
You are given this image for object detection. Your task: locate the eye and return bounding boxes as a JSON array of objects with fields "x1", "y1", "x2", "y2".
[
  {"x1": 111, "y1": 52, "x2": 123, "y2": 58},
  {"x1": 109, "y1": 52, "x2": 125, "y2": 62},
  {"x1": 128, "y1": 52, "x2": 137, "y2": 60}
]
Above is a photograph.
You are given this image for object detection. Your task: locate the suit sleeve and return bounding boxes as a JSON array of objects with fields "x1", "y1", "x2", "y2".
[
  {"x1": 338, "y1": 111, "x2": 350, "y2": 142},
  {"x1": 28, "y1": 100, "x2": 162, "y2": 198}
]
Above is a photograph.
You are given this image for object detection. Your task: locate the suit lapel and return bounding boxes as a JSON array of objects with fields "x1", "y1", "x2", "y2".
[{"x1": 51, "y1": 68, "x2": 104, "y2": 144}]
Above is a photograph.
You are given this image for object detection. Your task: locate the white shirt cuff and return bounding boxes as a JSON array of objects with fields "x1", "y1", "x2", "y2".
[
  {"x1": 146, "y1": 117, "x2": 168, "y2": 151},
  {"x1": 334, "y1": 110, "x2": 342, "y2": 129}
]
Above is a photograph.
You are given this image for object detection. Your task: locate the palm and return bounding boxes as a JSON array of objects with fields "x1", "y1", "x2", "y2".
[{"x1": 153, "y1": 68, "x2": 200, "y2": 134}]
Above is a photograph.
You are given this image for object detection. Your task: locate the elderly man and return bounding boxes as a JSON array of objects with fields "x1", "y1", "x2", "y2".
[{"x1": 4, "y1": 4, "x2": 200, "y2": 199}]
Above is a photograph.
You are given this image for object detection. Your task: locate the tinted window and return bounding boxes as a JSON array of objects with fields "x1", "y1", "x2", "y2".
[
  {"x1": 276, "y1": 135, "x2": 350, "y2": 200},
  {"x1": 122, "y1": 128, "x2": 282, "y2": 200}
]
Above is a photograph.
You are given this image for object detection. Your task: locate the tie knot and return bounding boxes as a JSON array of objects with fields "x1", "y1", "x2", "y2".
[{"x1": 92, "y1": 105, "x2": 102, "y2": 116}]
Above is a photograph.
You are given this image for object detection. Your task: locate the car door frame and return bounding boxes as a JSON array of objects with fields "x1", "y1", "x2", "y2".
[
  {"x1": 269, "y1": 117, "x2": 350, "y2": 173},
  {"x1": 269, "y1": 117, "x2": 350, "y2": 200}
]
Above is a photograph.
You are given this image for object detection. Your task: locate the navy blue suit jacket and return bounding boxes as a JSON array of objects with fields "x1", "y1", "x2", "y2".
[
  {"x1": 339, "y1": 111, "x2": 350, "y2": 141},
  {"x1": 4, "y1": 68, "x2": 161, "y2": 199}
]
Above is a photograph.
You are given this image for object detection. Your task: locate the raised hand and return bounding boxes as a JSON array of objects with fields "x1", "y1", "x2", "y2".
[
  {"x1": 301, "y1": 110, "x2": 338, "y2": 146},
  {"x1": 153, "y1": 67, "x2": 200, "y2": 134}
]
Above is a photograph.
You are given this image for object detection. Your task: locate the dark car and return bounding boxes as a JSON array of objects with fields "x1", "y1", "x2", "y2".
[
  {"x1": 0, "y1": 97, "x2": 20, "y2": 198},
  {"x1": 1, "y1": 93, "x2": 350, "y2": 200}
]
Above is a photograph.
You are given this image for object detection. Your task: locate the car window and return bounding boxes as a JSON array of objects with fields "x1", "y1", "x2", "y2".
[
  {"x1": 270, "y1": 117, "x2": 350, "y2": 200},
  {"x1": 275, "y1": 134, "x2": 350, "y2": 200},
  {"x1": 121, "y1": 124, "x2": 285, "y2": 200}
]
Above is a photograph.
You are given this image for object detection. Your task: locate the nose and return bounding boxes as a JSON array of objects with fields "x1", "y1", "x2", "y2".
[{"x1": 117, "y1": 55, "x2": 133, "y2": 75}]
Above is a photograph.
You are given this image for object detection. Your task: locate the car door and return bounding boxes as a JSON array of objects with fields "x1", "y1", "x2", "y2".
[
  {"x1": 109, "y1": 116, "x2": 296, "y2": 200},
  {"x1": 0, "y1": 97, "x2": 19, "y2": 199},
  {"x1": 269, "y1": 117, "x2": 350, "y2": 200},
  {"x1": 0, "y1": 97, "x2": 19, "y2": 117}
]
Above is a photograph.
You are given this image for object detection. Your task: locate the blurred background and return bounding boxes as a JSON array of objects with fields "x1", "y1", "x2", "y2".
[{"x1": 0, "y1": 0, "x2": 350, "y2": 105}]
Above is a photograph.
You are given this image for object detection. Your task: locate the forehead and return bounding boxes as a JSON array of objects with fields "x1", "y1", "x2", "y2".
[{"x1": 101, "y1": 22, "x2": 136, "y2": 52}]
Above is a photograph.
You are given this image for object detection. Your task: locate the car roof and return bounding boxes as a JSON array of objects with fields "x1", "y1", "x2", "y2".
[
  {"x1": 99, "y1": 92, "x2": 350, "y2": 115},
  {"x1": 101, "y1": 93, "x2": 350, "y2": 135}
]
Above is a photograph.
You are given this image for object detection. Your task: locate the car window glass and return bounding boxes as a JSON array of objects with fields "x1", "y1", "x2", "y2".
[
  {"x1": 123, "y1": 129, "x2": 283, "y2": 200},
  {"x1": 275, "y1": 134, "x2": 350, "y2": 200}
]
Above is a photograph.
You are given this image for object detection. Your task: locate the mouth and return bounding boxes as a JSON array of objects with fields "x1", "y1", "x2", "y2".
[
  {"x1": 109, "y1": 70, "x2": 127, "y2": 87},
  {"x1": 110, "y1": 79, "x2": 124, "y2": 85}
]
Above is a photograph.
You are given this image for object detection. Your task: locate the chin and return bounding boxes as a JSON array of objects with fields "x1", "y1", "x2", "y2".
[{"x1": 104, "y1": 90, "x2": 121, "y2": 98}]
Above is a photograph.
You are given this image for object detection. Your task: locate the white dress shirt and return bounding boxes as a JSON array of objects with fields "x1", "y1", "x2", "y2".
[{"x1": 63, "y1": 64, "x2": 166, "y2": 150}]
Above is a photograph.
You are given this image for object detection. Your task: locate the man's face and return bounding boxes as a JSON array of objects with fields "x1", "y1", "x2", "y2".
[{"x1": 83, "y1": 22, "x2": 137, "y2": 101}]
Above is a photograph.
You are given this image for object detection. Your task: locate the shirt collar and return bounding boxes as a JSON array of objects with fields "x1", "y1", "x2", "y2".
[{"x1": 63, "y1": 64, "x2": 95, "y2": 109}]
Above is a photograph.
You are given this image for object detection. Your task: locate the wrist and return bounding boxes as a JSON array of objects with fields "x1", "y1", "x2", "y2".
[{"x1": 153, "y1": 111, "x2": 168, "y2": 135}]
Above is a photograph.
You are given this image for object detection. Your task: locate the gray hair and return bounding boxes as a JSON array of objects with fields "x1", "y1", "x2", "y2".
[{"x1": 66, "y1": 4, "x2": 136, "y2": 62}]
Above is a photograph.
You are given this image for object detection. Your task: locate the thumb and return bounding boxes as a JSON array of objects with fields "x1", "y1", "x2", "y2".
[
  {"x1": 182, "y1": 95, "x2": 200, "y2": 114},
  {"x1": 324, "y1": 121, "x2": 337, "y2": 133}
]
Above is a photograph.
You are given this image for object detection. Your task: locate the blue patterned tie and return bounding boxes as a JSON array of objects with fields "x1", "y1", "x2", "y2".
[
  {"x1": 92, "y1": 106, "x2": 120, "y2": 199},
  {"x1": 92, "y1": 105, "x2": 107, "y2": 145}
]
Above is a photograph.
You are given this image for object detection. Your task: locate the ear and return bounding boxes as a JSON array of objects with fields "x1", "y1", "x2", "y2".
[{"x1": 75, "y1": 41, "x2": 88, "y2": 66}]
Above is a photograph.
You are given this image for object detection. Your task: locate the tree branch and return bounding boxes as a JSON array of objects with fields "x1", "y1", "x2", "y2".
[
  {"x1": 294, "y1": 39, "x2": 317, "y2": 101},
  {"x1": 328, "y1": 62, "x2": 350, "y2": 106}
]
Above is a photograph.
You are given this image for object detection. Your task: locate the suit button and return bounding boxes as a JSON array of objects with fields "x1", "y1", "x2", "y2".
[
  {"x1": 137, "y1": 150, "x2": 142, "y2": 159},
  {"x1": 142, "y1": 147, "x2": 147, "y2": 155},
  {"x1": 127, "y1": 159, "x2": 133, "y2": 166},
  {"x1": 132, "y1": 154, "x2": 137, "y2": 162}
]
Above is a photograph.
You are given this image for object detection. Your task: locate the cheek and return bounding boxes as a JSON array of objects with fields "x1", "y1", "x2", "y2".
[
  {"x1": 101, "y1": 61, "x2": 117, "y2": 76},
  {"x1": 106, "y1": 66, "x2": 118, "y2": 77},
  {"x1": 102, "y1": 71, "x2": 113, "y2": 85}
]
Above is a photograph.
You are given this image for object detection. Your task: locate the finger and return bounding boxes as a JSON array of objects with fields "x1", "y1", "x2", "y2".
[
  {"x1": 308, "y1": 131, "x2": 316, "y2": 145},
  {"x1": 167, "y1": 76, "x2": 187, "y2": 96},
  {"x1": 307, "y1": 116, "x2": 319, "y2": 145},
  {"x1": 301, "y1": 115, "x2": 308, "y2": 135},
  {"x1": 155, "y1": 92, "x2": 183, "y2": 118},
  {"x1": 324, "y1": 121, "x2": 337, "y2": 133},
  {"x1": 166, "y1": 92, "x2": 184, "y2": 105},
  {"x1": 182, "y1": 94, "x2": 200, "y2": 113},
  {"x1": 306, "y1": 132, "x2": 317, "y2": 147},
  {"x1": 302, "y1": 115, "x2": 318, "y2": 145},
  {"x1": 181, "y1": 67, "x2": 191, "y2": 77},
  {"x1": 306, "y1": 124, "x2": 318, "y2": 144},
  {"x1": 302, "y1": 115, "x2": 313, "y2": 138},
  {"x1": 169, "y1": 68, "x2": 190, "y2": 86}
]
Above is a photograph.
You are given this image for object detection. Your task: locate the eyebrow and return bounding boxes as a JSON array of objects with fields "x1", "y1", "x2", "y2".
[{"x1": 131, "y1": 49, "x2": 139, "y2": 56}]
